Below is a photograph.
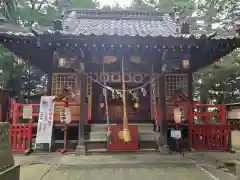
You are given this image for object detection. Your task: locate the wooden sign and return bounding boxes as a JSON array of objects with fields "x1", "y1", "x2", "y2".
[
  {"x1": 228, "y1": 109, "x2": 240, "y2": 119},
  {"x1": 22, "y1": 106, "x2": 33, "y2": 119},
  {"x1": 60, "y1": 107, "x2": 72, "y2": 124}
]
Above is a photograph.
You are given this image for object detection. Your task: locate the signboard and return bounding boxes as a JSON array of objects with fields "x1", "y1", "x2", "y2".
[
  {"x1": 60, "y1": 107, "x2": 71, "y2": 124},
  {"x1": 22, "y1": 106, "x2": 33, "y2": 119},
  {"x1": 35, "y1": 96, "x2": 54, "y2": 150},
  {"x1": 171, "y1": 130, "x2": 181, "y2": 139},
  {"x1": 227, "y1": 109, "x2": 240, "y2": 119}
]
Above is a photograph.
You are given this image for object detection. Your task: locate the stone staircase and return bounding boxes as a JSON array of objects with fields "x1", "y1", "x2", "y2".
[{"x1": 85, "y1": 123, "x2": 157, "y2": 151}]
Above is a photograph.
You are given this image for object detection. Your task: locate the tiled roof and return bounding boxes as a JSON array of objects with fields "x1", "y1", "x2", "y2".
[
  {"x1": 63, "y1": 9, "x2": 179, "y2": 37},
  {"x1": 0, "y1": 9, "x2": 238, "y2": 41}
]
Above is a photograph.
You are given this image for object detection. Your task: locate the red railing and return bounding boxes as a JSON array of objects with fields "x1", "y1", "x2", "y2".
[
  {"x1": 9, "y1": 101, "x2": 88, "y2": 124},
  {"x1": 189, "y1": 124, "x2": 230, "y2": 150},
  {"x1": 8, "y1": 101, "x2": 89, "y2": 153},
  {"x1": 188, "y1": 103, "x2": 225, "y2": 124},
  {"x1": 188, "y1": 103, "x2": 230, "y2": 150},
  {"x1": 9, "y1": 120, "x2": 33, "y2": 152},
  {"x1": 9, "y1": 102, "x2": 39, "y2": 124}
]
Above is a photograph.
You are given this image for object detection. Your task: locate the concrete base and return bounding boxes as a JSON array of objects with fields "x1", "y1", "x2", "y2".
[
  {"x1": 75, "y1": 145, "x2": 86, "y2": 156},
  {"x1": 0, "y1": 165, "x2": 20, "y2": 180},
  {"x1": 235, "y1": 160, "x2": 240, "y2": 179},
  {"x1": 159, "y1": 145, "x2": 171, "y2": 154}
]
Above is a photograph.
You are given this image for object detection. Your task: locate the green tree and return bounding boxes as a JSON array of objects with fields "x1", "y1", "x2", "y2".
[
  {"x1": 0, "y1": 0, "x2": 100, "y2": 100},
  {"x1": 130, "y1": 0, "x2": 240, "y2": 103}
]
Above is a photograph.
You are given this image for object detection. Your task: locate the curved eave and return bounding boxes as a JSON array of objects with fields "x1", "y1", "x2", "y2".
[
  {"x1": 191, "y1": 44, "x2": 239, "y2": 72},
  {"x1": 1, "y1": 32, "x2": 240, "y2": 48},
  {"x1": 0, "y1": 32, "x2": 240, "y2": 72},
  {"x1": 2, "y1": 30, "x2": 239, "y2": 40},
  {"x1": 1, "y1": 39, "x2": 52, "y2": 72}
]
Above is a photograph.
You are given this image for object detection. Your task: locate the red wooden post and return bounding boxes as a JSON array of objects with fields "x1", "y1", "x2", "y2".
[
  {"x1": 219, "y1": 104, "x2": 225, "y2": 124},
  {"x1": 27, "y1": 120, "x2": 33, "y2": 153},
  {"x1": 188, "y1": 102, "x2": 193, "y2": 149},
  {"x1": 12, "y1": 102, "x2": 19, "y2": 124}
]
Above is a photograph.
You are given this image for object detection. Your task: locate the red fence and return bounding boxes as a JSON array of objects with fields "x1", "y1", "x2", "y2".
[
  {"x1": 189, "y1": 124, "x2": 230, "y2": 150},
  {"x1": 9, "y1": 120, "x2": 33, "y2": 152},
  {"x1": 8, "y1": 101, "x2": 89, "y2": 153},
  {"x1": 188, "y1": 103, "x2": 230, "y2": 150},
  {"x1": 9, "y1": 101, "x2": 88, "y2": 125},
  {"x1": 9, "y1": 101, "x2": 39, "y2": 124},
  {"x1": 8, "y1": 100, "x2": 231, "y2": 152}
]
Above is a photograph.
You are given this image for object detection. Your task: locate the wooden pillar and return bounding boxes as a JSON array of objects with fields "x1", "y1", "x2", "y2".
[
  {"x1": 159, "y1": 73, "x2": 169, "y2": 152},
  {"x1": 158, "y1": 49, "x2": 170, "y2": 153},
  {"x1": 49, "y1": 51, "x2": 58, "y2": 95},
  {"x1": 76, "y1": 63, "x2": 86, "y2": 155}
]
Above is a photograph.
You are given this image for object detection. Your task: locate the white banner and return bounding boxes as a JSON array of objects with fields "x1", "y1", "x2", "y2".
[{"x1": 35, "y1": 96, "x2": 54, "y2": 146}]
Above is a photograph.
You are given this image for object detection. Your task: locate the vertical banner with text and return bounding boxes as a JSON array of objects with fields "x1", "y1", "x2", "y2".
[{"x1": 35, "y1": 96, "x2": 54, "y2": 150}]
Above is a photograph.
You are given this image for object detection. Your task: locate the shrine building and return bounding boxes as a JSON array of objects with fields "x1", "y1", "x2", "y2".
[{"x1": 1, "y1": 9, "x2": 240, "y2": 153}]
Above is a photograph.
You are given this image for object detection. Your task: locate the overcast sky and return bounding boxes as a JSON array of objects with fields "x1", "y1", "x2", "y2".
[{"x1": 98, "y1": 0, "x2": 132, "y2": 7}]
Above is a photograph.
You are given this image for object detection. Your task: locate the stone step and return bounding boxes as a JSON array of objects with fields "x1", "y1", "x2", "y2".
[
  {"x1": 91, "y1": 124, "x2": 154, "y2": 133},
  {"x1": 89, "y1": 131, "x2": 156, "y2": 142},
  {"x1": 139, "y1": 132, "x2": 156, "y2": 141},
  {"x1": 90, "y1": 124, "x2": 117, "y2": 132},
  {"x1": 89, "y1": 132, "x2": 107, "y2": 142}
]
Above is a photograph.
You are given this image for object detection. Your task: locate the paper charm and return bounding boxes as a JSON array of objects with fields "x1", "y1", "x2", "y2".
[
  {"x1": 141, "y1": 88, "x2": 147, "y2": 97},
  {"x1": 112, "y1": 90, "x2": 116, "y2": 99}
]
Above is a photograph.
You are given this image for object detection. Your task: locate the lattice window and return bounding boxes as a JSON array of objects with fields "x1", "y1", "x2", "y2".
[
  {"x1": 165, "y1": 74, "x2": 188, "y2": 99},
  {"x1": 51, "y1": 73, "x2": 76, "y2": 96}
]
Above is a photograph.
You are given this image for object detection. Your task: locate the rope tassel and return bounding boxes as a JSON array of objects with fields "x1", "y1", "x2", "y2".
[{"x1": 119, "y1": 56, "x2": 131, "y2": 142}]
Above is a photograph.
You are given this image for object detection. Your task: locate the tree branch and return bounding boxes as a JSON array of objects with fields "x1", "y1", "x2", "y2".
[
  {"x1": 30, "y1": 0, "x2": 35, "y2": 10},
  {"x1": 37, "y1": 0, "x2": 48, "y2": 11}
]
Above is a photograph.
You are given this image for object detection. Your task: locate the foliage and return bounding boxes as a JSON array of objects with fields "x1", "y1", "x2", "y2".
[
  {"x1": 130, "y1": 0, "x2": 240, "y2": 104},
  {"x1": 0, "y1": 0, "x2": 239, "y2": 104},
  {"x1": 194, "y1": 49, "x2": 240, "y2": 104},
  {"x1": 130, "y1": 0, "x2": 190, "y2": 11},
  {"x1": 0, "y1": 0, "x2": 98, "y2": 101},
  {"x1": 191, "y1": 0, "x2": 240, "y2": 104}
]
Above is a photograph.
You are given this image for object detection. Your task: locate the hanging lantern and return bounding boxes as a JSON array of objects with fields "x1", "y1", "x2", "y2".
[
  {"x1": 213, "y1": 59, "x2": 220, "y2": 68},
  {"x1": 103, "y1": 56, "x2": 117, "y2": 64},
  {"x1": 100, "y1": 103, "x2": 104, "y2": 108},
  {"x1": 134, "y1": 102, "x2": 139, "y2": 108},
  {"x1": 182, "y1": 59, "x2": 190, "y2": 69},
  {"x1": 59, "y1": 57, "x2": 66, "y2": 67},
  {"x1": 130, "y1": 56, "x2": 141, "y2": 64},
  {"x1": 18, "y1": 58, "x2": 24, "y2": 65},
  {"x1": 173, "y1": 106, "x2": 182, "y2": 123}
]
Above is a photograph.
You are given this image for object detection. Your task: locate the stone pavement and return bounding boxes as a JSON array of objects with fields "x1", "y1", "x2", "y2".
[
  {"x1": 14, "y1": 152, "x2": 238, "y2": 180},
  {"x1": 189, "y1": 151, "x2": 240, "y2": 164},
  {"x1": 42, "y1": 166, "x2": 225, "y2": 180}
]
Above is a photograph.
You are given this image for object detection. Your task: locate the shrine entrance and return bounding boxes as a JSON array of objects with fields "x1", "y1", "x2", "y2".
[{"x1": 91, "y1": 80, "x2": 151, "y2": 123}]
